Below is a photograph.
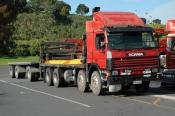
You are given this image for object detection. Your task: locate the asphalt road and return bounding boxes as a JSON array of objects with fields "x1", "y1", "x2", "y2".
[{"x1": 1, "y1": 66, "x2": 175, "y2": 116}]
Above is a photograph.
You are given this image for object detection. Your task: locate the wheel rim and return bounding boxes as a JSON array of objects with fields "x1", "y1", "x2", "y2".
[
  {"x1": 91, "y1": 75, "x2": 99, "y2": 90},
  {"x1": 46, "y1": 73, "x2": 50, "y2": 83},
  {"x1": 15, "y1": 69, "x2": 18, "y2": 78},
  {"x1": 27, "y1": 70, "x2": 31, "y2": 79},
  {"x1": 9, "y1": 68, "x2": 13, "y2": 76},
  {"x1": 78, "y1": 75, "x2": 85, "y2": 87},
  {"x1": 53, "y1": 73, "x2": 58, "y2": 85}
]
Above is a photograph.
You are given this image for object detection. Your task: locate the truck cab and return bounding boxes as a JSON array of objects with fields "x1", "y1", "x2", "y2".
[
  {"x1": 86, "y1": 8, "x2": 161, "y2": 95},
  {"x1": 159, "y1": 20, "x2": 175, "y2": 84}
]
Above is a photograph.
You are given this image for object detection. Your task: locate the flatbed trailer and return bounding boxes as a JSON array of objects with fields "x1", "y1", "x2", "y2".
[{"x1": 8, "y1": 62, "x2": 39, "y2": 80}]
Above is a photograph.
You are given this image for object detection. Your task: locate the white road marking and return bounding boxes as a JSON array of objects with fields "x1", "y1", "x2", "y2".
[
  {"x1": 152, "y1": 95, "x2": 175, "y2": 101},
  {"x1": 0, "y1": 80, "x2": 91, "y2": 108}
]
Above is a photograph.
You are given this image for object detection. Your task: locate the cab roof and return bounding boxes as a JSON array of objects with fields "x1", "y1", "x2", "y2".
[{"x1": 93, "y1": 12, "x2": 144, "y2": 27}]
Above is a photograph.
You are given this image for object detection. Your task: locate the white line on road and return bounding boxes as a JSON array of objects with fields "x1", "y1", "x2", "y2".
[
  {"x1": 0, "y1": 80, "x2": 91, "y2": 108},
  {"x1": 152, "y1": 95, "x2": 175, "y2": 101}
]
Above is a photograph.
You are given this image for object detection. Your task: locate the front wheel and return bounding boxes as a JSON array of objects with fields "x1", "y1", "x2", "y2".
[
  {"x1": 91, "y1": 71, "x2": 103, "y2": 96},
  {"x1": 77, "y1": 70, "x2": 88, "y2": 92}
]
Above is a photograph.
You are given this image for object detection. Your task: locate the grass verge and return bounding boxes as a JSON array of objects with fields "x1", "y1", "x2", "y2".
[{"x1": 0, "y1": 56, "x2": 39, "y2": 66}]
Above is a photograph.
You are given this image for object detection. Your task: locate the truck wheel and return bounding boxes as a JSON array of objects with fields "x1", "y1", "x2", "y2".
[
  {"x1": 15, "y1": 66, "x2": 22, "y2": 79},
  {"x1": 91, "y1": 71, "x2": 103, "y2": 95},
  {"x1": 77, "y1": 70, "x2": 88, "y2": 92},
  {"x1": 9, "y1": 66, "x2": 15, "y2": 78},
  {"x1": 53, "y1": 68, "x2": 63, "y2": 87},
  {"x1": 135, "y1": 81, "x2": 149, "y2": 93},
  {"x1": 45, "y1": 68, "x2": 53, "y2": 86},
  {"x1": 26, "y1": 66, "x2": 35, "y2": 82}
]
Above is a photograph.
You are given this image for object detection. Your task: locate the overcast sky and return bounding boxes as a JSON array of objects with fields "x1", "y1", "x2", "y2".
[{"x1": 64, "y1": 0, "x2": 175, "y2": 24}]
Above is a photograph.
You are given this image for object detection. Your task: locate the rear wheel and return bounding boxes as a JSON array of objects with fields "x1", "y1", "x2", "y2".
[
  {"x1": 53, "y1": 68, "x2": 63, "y2": 87},
  {"x1": 77, "y1": 70, "x2": 88, "y2": 92},
  {"x1": 45, "y1": 68, "x2": 53, "y2": 86},
  {"x1": 135, "y1": 81, "x2": 149, "y2": 93},
  {"x1": 26, "y1": 66, "x2": 35, "y2": 82},
  {"x1": 9, "y1": 66, "x2": 15, "y2": 78},
  {"x1": 15, "y1": 66, "x2": 25, "y2": 79},
  {"x1": 91, "y1": 71, "x2": 103, "y2": 95}
]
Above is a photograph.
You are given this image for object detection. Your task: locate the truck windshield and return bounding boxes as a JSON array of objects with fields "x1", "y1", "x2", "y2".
[
  {"x1": 107, "y1": 32, "x2": 157, "y2": 50},
  {"x1": 167, "y1": 37, "x2": 175, "y2": 51}
]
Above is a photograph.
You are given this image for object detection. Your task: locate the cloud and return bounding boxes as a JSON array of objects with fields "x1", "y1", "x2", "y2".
[{"x1": 149, "y1": 0, "x2": 175, "y2": 23}]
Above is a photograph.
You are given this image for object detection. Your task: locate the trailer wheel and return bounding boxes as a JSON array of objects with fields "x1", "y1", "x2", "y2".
[
  {"x1": 53, "y1": 68, "x2": 63, "y2": 87},
  {"x1": 135, "y1": 81, "x2": 149, "y2": 93},
  {"x1": 26, "y1": 66, "x2": 35, "y2": 82},
  {"x1": 91, "y1": 71, "x2": 103, "y2": 95},
  {"x1": 9, "y1": 66, "x2": 15, "y2": 78},
  {"x1": 77, "y1": 70, "x2": 88, "y2": 92},
  {"x1": 15, "y1": 66, "x2": 25, "y2": 79},
  {"x1": 45, "y1": 68, "x2": 53, "y2": 86}
]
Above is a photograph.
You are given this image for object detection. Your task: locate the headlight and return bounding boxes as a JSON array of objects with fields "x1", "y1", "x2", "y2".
[
  {"x1": 160, "y1": 55, "x2": 166, "y2": 68},
  {"x1": 121, "y1": 70, "x2": 132, "y2": 75},
  {"x1": 112, "y1": 70, "x2": 119, "y2": 76},
  {"x1": 143, "y1": 69, "x2": 151, "y2": 74},
  {"x1": 152, "y1": 68, "x2": 158, "y2": 73}
]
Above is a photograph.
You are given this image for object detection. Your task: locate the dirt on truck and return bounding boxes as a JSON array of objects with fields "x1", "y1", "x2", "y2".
[{"x1": 8, "y1": 7, "x2": 161, "y2": 96}]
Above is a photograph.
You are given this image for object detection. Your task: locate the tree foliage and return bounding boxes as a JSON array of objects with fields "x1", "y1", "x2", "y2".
[
  {"x1": 0, "y1": 0, "x2": 27, "y2": 55},
  {"x1": 76, "y1": 4, "x2": 89, "y2": 16}
]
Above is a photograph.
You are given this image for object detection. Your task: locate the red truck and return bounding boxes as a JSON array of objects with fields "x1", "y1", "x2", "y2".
[
  {"x1": 8, "y1": 7, "x2": 161, "y2": 95},
  {"x1": 156, "y1": 20, "x2": 175, "y2": 84}
]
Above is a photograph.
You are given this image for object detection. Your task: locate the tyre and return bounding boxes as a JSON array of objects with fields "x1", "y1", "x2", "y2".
[
  {"x1": 91, "y1": 71, "x2": 103, "y2": 95},
  {"x1": 15, "y1": 66, "x2": 25, "y2": 79},
  {"x1": 77, "y1": 70, "x2": 88, "y2": 92},
  {"x1": 45, "y1": 68, "x2": 53, "y2": 86},
  {"x1": 53, "y1": 68, "x2": 63, "y2": 87},
  {"x1": 9, "y1": 66, "x2": 15, "y2": 78},
  {"x1": 135, "y1": 81, "x2": 149, "y2": 93},
  {"x1": 26, "y1": 66, "x2": 35, "y2": 82}
]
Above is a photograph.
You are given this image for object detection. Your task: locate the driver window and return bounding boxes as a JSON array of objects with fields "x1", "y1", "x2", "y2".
[
  {"x1": 172, "y1": 37, "x2": 175, "y2": 51},
  {"x1": 95, "y1": 34, "x2": 105, "y2": 49}
]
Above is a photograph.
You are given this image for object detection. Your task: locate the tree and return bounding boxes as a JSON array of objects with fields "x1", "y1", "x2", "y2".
[
  {"x1": 152, "y1": 19, "x2": 161, "y2": 24},
  {"x1": 76, "y1": 4, "x2": 89, "y2": 16},
  {"x1": 53, "y1": 1, "x2": 71, "y2": 16},
  {"x1": 27, "y1": 0, "x2": 71, "y2": 15},
  {"x1": 27, "y1": 0, "x2": 57, "y2": 12},
  {"x1": 0, "y1": 0, "x2": 26, "y2": 55}
]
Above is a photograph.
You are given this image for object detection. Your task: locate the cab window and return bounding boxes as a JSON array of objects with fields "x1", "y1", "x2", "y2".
[{"x1": 95, "y1": 34, "x2": 105, "y2": 49}]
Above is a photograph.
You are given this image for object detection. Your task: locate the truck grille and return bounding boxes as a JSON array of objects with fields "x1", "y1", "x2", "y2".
[{"x1": 112, "y1": 57, "x2": 159, "y2": 69}]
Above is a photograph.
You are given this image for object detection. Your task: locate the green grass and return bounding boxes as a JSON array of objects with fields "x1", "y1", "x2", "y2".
[{"x1": 0, "y1": 56, "x2": 39, "y2": 66}]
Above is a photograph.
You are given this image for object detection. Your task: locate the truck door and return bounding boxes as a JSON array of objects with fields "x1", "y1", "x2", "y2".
[
  {"x1": 166, "y1": 37, "x2": 175, "y2": 69},
  {"x1": 93, "y1": 34, "x2": 106, "y2": 68}
]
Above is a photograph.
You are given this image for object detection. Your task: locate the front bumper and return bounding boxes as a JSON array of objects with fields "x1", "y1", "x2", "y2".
[
  {"x1": 107, "y1": 73, "x2": 161, "y2": 85},
  {"x1": 162, "y1": 69, "x2": 175, "y2": 83}
]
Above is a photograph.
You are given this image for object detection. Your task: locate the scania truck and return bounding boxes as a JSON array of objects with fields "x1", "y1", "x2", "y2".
[{"x1": 9, "y1": 7, "x2": 161, "y2": 95}]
